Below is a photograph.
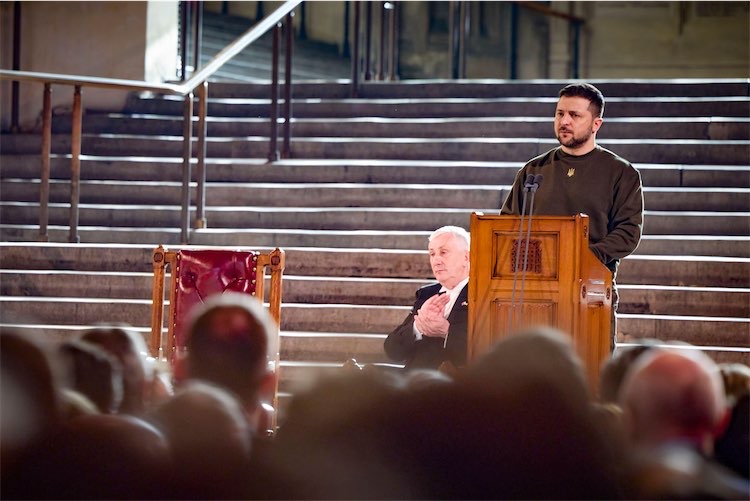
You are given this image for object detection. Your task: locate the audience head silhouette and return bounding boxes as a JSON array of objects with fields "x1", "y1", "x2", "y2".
[
  {"x1": 147, "y1": 380, "x2": 251, "y2": 499},
  {"x1": 80, "y1": 324, "x2": 151, "y2": 415},
  {"x1": 1, "y1": 327, "x2": 64, "y2": 471},
  {"x1": 184, "y1": 292, "x2": 277, "y2": 422},
  {"x1": 599, "y1": 340, "x2": 659, "y2": 404},
  {"x1": 4, "y1": 412, "x2": 171, "y2": 499},
  {"x1": 619, "y1": 347, "x2": 728, "y2": 452},
  {"x1": 59, "y1": 338, "x2": 124, "y2": 414}
]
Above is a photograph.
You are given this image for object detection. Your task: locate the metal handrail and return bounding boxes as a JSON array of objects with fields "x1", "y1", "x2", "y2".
[{"x1": 0, "y1": 0, "x2": 302, "y2": 244}]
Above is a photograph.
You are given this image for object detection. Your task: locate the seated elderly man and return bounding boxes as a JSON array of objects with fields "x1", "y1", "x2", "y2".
[{"x1": 384, "y1": 225, "x2": 470, "y2": 370}]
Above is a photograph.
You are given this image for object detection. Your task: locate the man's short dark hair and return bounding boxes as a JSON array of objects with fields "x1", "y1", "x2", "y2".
[
  {"x1": 559, "y1": 83, "x2": 605, "y2": 119},
  {"x1": 186, "y1": 293, "x2": 275, "y2": 405}
]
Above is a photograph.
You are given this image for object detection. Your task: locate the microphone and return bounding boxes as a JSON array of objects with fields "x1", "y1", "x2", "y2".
[
  {"x1": 523, "y1": 174, "x2": 538, "y2": 191},
  {"x1": 524, "y1": 174, "x2": 544, "y2": 193}
]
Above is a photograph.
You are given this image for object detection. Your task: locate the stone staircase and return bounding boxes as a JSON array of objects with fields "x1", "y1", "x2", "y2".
[
  {"x1": 1, "y1": 79, "x2": 749, "y2": 417},
  {"x1": 195, "y1": 9, "x2": 350, "y2": 83}
]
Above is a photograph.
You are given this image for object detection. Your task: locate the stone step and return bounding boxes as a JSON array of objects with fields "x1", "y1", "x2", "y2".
[
  {"x1": 204, "y1": 79, "x2": 750, "y2": 100},
  {"x1": 3, "y1": 134, "x2": 748, "y2": 165},
  {"x1": 1, "y1": 203, "x2": 748, "y2": 237},
  {"x1": 1, "y1": 243, "x2": 748, "y2": 288},
  {"x1": 122, "y1": 94, "x2": 750, "y2": 119},
  {"x1": 3, "y1": 179, "x2": 749, "y2": 212},
  {"x1": 0, "y1": 297, "x2": 402, "y2": 334},
  {"x1": 1, "y1": 156, "x2": 748, "y2": 189},
  {"x1": 1, "y1": 299, "x2": 747, "y2": 351},
  {"x1": 1, "y1": 180, "x2": 506, "y2": 209},
  {"x1": 617, "y1": 313, "x2": 750, "y2": 350},
  {"x1": 2, "y1": 270, "x2": 747, "y2": 318},
  {"x1": 1, "y1": 226, "x2": 747, "y2": 257},
  {"x1": 52, "y1": 114, "x2": 750, "y2": 141}
]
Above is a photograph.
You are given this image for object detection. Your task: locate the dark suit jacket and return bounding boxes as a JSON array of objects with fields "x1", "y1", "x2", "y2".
[{"x1": 384, "y1": 282, "x2": 468, "y2": 370}]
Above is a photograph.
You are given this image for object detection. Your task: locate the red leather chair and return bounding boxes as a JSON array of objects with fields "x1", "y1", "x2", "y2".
[{"x1": 150, "y1": 245, "x2": 284, "y2": 429}]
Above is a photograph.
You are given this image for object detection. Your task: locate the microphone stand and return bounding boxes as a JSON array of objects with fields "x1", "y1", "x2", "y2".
[
  {"x1": 506, "y1": 174, "x2": 535, "y2": 336},
  {"x1": 517, "y1": 176, "x2": 542, "y2": 328}
]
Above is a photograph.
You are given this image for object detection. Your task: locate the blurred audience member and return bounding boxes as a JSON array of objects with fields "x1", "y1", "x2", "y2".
[
  {"x1": 59, "y1": 338, "x2": 124, "y2": 413},
  {"x1": 599, "y1": 340, "x2": 659, "y2": 404},
  {"x1": 449, "y1": 326, "x2": 622, "y2": 499},
  {"x1": 718, "y1": 362, "x2": 750, "y2": 405},
  {"x1": 80, "y1": 324, "x2": 151, "y2": 415},
  {"x1": 619, "y1": 347, "x2": 749, "y2": 499},
  {"x1": 59, "y1": 388, "x2": 100, "y2": 420},
  {"x1": 147, "y1": 380, "x2": 251, "y2": 499},
  {"x1": 715, "y1": 363, "x2": 750, "y2": 480},
  {"x1": 183, "y1": 292, "x2": 277, "y2": 436},
  {"x1": 271, "y1": 369, "x2": 412, "y2": 499},
  {"x1": 0, "y1": 327, "x2": 64, "y2": 473},
  {"x1": 4, "y1": 413, "x2": 171, "y2": 499},
  {"x1": 715, "y1": 391, "x2": 750, "y2": 481}
]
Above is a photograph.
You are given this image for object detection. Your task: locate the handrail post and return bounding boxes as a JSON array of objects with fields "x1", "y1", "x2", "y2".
[
  {"x1": 509, "y1": 2, "x2": 519, "y2": 79},
  {"x1": 388, "y1": 1, "x2": 398, "y2": 80},
  {"x1": 181, "y1": 92, "x2": 194, "y2": 244},
  {"x1": 195, "y1": 81, "x2": 207, "y2": 229},
  {"x1": 180, "y1": 1, "x2": 189, "y2": 80},
  {"x1": 343, "y1": 1, "x2": 351, "y2": 58},
  {"x1": 351, "y1": 1, "x2": 361, "y2": 97},
  {"x1": 449, "y1": 1, "x2": 457, "y2": 79},
  {"x1": 269, "y1": 22, "x2": 281, "y2": 162},
  {"x1": 365, "y1": 1, "x2": 373, "y2": 80},
  {"x1": 39, "y1": 83, "x2": 52, "y2": 242},
  {"x1": 11, "y1": 1, "x2": 21, "y2": 132},
  {"x1": 282, "y1": 11, "x2": 294, "y2": 159},
  {"x1": 69, "y1": 85, "x2": 82, "y2": 243},
  {"x1": 378, "y1": 2, "x2": 386, "y2": 80},
  {"x1": 459, "y1": 1, "x2": 468, "y2": 79},
  {"x1": 192, "y1": 1, "x2": 203, "y2": 74},
  {"x1": 572, "y1": 21, "x2": 581, "y2": 79}
]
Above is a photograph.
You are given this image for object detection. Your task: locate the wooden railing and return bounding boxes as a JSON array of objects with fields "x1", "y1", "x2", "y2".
[{"x1": 0, "y1": 0, "x2": 302, "y2": 244}]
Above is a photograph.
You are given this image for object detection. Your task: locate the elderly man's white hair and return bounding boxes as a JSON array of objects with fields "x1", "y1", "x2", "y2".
[{"x1": 428, "y1": 226, "x2": 470, "y2": 250}]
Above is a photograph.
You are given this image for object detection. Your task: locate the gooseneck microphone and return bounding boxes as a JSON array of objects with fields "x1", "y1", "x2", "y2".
[{"x1": 507, "y1": 174, "x2": 544, "y2": 335}]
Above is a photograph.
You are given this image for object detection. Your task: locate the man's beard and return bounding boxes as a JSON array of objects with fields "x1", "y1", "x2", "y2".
[{"x1": 556, "y1": 128, "x2": 592, "y2": 149}]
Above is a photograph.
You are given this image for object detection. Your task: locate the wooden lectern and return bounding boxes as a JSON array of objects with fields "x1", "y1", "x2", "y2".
[{"x1": 468, "y1": 212, "x2": 612, "y2": 388}]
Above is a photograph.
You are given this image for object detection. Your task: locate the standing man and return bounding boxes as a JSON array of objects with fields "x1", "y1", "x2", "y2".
[
  {"x1": 501, "y1": 82, "x2": 644, "y2": 350},
  {"x1": 384, "y1": 226, "x2": 470, "y2": 370}
]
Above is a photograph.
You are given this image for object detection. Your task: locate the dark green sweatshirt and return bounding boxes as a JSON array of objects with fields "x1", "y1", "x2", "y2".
[{"x1": 501, "y1": 145, "x2": 644, "y2": 278}]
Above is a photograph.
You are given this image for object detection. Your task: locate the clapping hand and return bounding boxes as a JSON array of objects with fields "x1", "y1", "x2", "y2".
[{"x1": 414, "y1": 293, "x2": 450, "y2": 338}]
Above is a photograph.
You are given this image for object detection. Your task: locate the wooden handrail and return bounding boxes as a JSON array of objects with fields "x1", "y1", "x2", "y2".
[{"x1": 0, "y1": 0, "x2": 301, "y2": 244}]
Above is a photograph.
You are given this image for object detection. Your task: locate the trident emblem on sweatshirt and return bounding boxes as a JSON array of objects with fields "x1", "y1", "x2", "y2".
[{"x1": 567, "y1": 168, "x2": 575, "y2": 178}]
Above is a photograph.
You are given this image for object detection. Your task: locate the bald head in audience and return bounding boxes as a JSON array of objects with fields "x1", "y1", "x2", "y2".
[{"x1": 619, "y1": 347, "x2": 728, "y2": 454}]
